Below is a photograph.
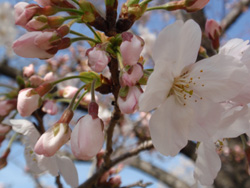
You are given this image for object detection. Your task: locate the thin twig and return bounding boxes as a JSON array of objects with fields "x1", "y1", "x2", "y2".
[
  {"x1": 78, "y1": 140, "x2": 153, "y2": 188},
  {"x1": 120, "y1": 180, "x2": 152, "y2": 188}
]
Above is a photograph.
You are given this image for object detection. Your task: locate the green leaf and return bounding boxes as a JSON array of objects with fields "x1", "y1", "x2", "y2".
[{"x1": 79, "y1": 71, "x2": 101, "y2": 88}]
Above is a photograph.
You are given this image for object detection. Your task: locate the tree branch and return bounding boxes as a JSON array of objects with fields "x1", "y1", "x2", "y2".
[
  {"x1": 78, "y1": 141, "x2": 153, "y2": 188},
  {"x1": 221, "y1": 0, "x2": 250, "y2": 34},
  {"x1": 129, "y1": 157, "x2": 191, "y2": 188}
]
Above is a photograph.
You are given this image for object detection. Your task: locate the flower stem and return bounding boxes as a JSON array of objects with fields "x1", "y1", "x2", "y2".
[
  {"x1": 73, "y1": 90, "x2": 89, "y2": 110},
  {"x1": 70, "y1": 30, "x2": 88, "y2": 37},
  {"x1": 116, "y1": 47, "x2": 124, "y2": 70},
  {"x1": 71, "y1": 0, "x2": 80, "y2": 6},
  {"x1": 91, "y1": 79, "x2": 97, "y2": 103},
  {"x1": 57, "y1": 7, "x2": 83, "y2": 14},
  {"x1": 86, "y1": 24, "x2": 102, "y2": 42},
  {"x1": 52, "y1": 75, "x2": 90, "y2": 85},
  {"x1": 68, "y1": 85, "x2": 86, "y2": 110},
  {"x1": 71, "y1": 37, "x2": 99, "y2": 44},
  {"x1": 139, "y1": 0, "x2": 153, "y2": 6},
  {"x1": 146, "y1": 1, "x2": 184, "y2": 11},
  {"x1": 7, "y1": 133, "x2": 18, "y2": 149}
]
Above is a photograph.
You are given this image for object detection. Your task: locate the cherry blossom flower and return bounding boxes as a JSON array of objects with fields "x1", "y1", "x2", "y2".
[
  {"x1": 4, "y1": 119, "x2": 78, "y2": 187},
  {"x1": 194, "y1": 105, "x2": 250, "y2": 186},
  {"x1": 0, "y1": 99, "x2": 17, "y2": 117},
  {"x1": 139, "y1": 20, "x2": 248, "y2": 156}
]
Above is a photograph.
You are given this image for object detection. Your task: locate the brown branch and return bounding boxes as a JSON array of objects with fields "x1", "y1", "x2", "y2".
[
  {"x1": 129, "y1": 157, "x2": 191, "y2": 188},
  {"x1": 104, "y1": 57, "x2": 121, "y2": 166},
  {"x1": 120, "y1": 180, "x2": 152, "y2": 188},
  {"x1": 221, "y1": 0, "x2": 250, "y2": 35},
  {"x1": 0, "y1": 58, "x2": 21, "y2": 79},
  {"x1": 56, "y1": 176, "x2": 63, "y2": 188},
  {"x1": 78, "y1": 140, "x2": 153, "y2": 188}
]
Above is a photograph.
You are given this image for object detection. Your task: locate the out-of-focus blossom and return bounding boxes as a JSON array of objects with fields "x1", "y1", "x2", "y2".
[
  {"x1": 29, "y1": 75, "x2": 44, "y2": 87},
  {"x1": 42, "y1": 100, "x2": 58, "y2": 115},
  {"x1": 0, "y1": 99, "x2": 17, "y2": 117},
  {"x1": 60, "y1": 86, "x2": 78, "y2": 99},
  {"x1": 86, "y1": 45, "x2": 111, "y2": 73},
  {"x1": 120, "y1": 32, "x2": 144, "y2": 66},
  {"x1": 118, "y1": 86, "x2": 142, "y2": 114},
  {"x1": 44, "y1": 71, "x2": 57, "y2": 83},
  {"x1": 23, "y1": 64, "x2": 35, "y2": 77},
  {"x1": 5, "y1": 119, "x2": 78, "y2": 187},
  {"x1": 0, "y1": 2, "x2": 16, "y2": 55}
]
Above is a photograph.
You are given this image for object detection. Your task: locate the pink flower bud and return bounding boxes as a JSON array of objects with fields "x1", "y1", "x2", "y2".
[
  {"x1": 14, "y1": 2, "x2": 40, "y2": 27},
  {"x1": 120, "y1": 63, "x2": 143, "y2": 87},
  {"x1": 185, "y1": 0, "x2": 209, "y2": 12},
  {"x1": 0, "y1": 99, "x2": 17, "y2": 117},
  {"x1": 44, "y1": 72, "x2": 57, "y2": 83},
  {"x1": 0, "y1": 148, "x2": 10, "y2": 170},
  {"x1": 17, "y1": 88, "x2": 41, "y2": 117},
  {"x1": 12, "y1": 31, "x2": 54, "y2": 59},
  {"x1": 26, "y1": 15, "x2": 48, "y2": 31},
  {"x1": 42, "y1": 100, "x2": 58, "y2": 115},
  {"x1": 86, "y1": 45, "x2": 111, "y2": 73},
  {"x1": 35, "y1": 0, "x2": 76, "y2": 9},
  {"x1": 70, "y1": 114, "x2": 104, "y2": 160},
  {"x1": 118, "y1": 86, "x2": 142, "y2": 114},
  {"x1": 120, "y1": 32, "x2": 144, "y2": 66},
  {"x1": 205, "y1": 19, "x2": 222, "y2": 49},
  {"x1": 23, "y1": 64, "x2": 35, "y2": 77},
  {"x1": 34, "y1": 123, "x2": 71, "y2": 157},
  {"x1": 29, "y1": 75, "x2": 44, "y2": 87},
  {"x1": 60, "y1": 86, "x2": 78, "y2": 99}
]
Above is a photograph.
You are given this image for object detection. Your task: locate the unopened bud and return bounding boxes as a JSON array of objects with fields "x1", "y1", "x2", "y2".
[{"x1": 0, "y1": 148, "x2": 10, "y2": 169}]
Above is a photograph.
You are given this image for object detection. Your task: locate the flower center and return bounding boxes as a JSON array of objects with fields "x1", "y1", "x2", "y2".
[{"x1": 169, "y1": 70, "x2": 205, "y2": 106}]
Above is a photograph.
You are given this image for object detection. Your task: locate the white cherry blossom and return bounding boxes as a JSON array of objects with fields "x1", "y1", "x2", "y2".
[
  {"x1": 139, "y1": 20, "x2": 248, "y2": 156},
  {"x1": 194, "y1": 105, "x2": 250, "y2": 186},
  {"x1": 4, "y1": 119, "x2": 78, "y2": 188}
]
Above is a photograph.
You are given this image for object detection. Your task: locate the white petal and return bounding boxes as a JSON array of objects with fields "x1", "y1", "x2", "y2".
[
  {"x1": 37, "y1": 155, "x2": 59, "y2": 176},
  {"x1": 149, "y1": 95, "x2": 190, "y2": 156},
  {"x1": 8, "y1": 119, "x2": 40, "y2": 148},
  {"x1": 189, "y1": 54, "x2": 248, "y2": 102},
  {"x1": 219, "y1": 38, "x2": 249, "y2": 60},
  {"x1": 139, "y1": 70, "x2": 172, "y2": 112},
  {"x1": 56, "y1": 156, "x2": 79, "y2": 188},
  {"x1": 24, "y1": 146, "x2": 43, "y2": 175},
  {"x1": 215, "y1": 105, "x2": 249, "y2": 139},
  {"x1": 175, "y1": 20, "x2": 201, "y2": 75},
  {"x1": 194, "y1": 142, "x2": 221, "y2": 186},
  {"x1": 188, "y1": 102, "x2": 224, "y2": 141},
  {"x1": 152, "y1": 20, "x2": 183, "y2": 66}
]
